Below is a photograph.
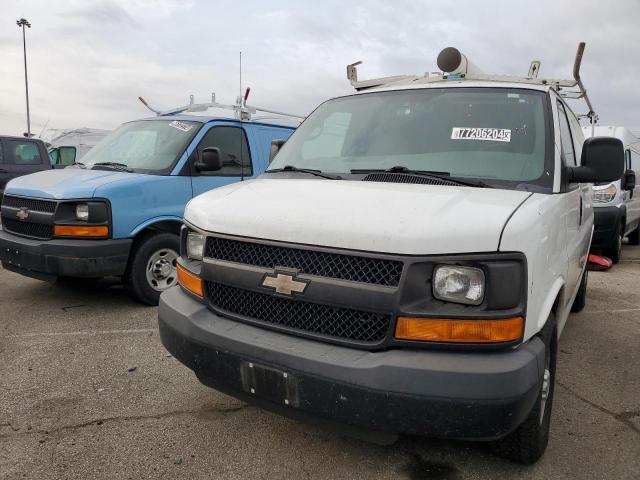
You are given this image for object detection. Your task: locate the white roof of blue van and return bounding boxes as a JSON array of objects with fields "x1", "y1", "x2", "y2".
[{"x1": 139, "y1": 114, "x2": 299, "y2": 129}]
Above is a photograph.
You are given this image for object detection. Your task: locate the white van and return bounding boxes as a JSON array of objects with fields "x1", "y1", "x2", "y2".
[
  {"x1": 47, "y1": 128, "x2": 110, "y2": 167},
  {"x1": 158, "y1": 45, "x2": 624, "y2": 464},
  {"x1": 583, "y1": 126, "x2": 640, "y2": 262}
]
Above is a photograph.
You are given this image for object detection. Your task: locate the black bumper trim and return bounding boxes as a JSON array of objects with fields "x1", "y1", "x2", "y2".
[
  {"x1": 158, "y1": 286, "x2": 545, "y2": 441},
  {"x1": 0, "y1": 227, "x2": 131, "y2": 279}
]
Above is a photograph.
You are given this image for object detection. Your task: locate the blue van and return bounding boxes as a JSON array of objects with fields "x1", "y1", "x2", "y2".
[{"x1": 0, "y1": 115, "x2": 295, "y2": 304}]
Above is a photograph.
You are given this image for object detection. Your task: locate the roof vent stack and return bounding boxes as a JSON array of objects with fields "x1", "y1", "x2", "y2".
[{"x1": 436, "y1": 47, "x2": 483, "y2": 75}]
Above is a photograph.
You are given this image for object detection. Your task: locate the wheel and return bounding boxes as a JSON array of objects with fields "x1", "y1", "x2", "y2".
[
  {"x1": 570, "y1": 268, "x2": 588, "y2": 313},
  {"x1": 605, "y1": 221, "x2": 622, "y2": 264},
  {"x1": 628, "y1": 225, "x2": 640, "y2": 246},
  {"x1": 492, "y1": 315, "x2": 557, "y2": 464},
  {"x1": 124, "y1": 232, "x2": 180, "y2": 305}
]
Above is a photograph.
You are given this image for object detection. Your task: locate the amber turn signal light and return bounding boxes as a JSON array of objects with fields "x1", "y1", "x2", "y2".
[
  {"x1": 395, "y1": 316, "x2": 523, "y2": 343},
  {"x1": 54, "y1": 225, "x2": 109, "y2": 238},
  {"x1": 177, "y1": 263, "x2": 203, "y2": 298}
]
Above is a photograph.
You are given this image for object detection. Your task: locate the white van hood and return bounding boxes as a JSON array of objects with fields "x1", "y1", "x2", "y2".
[{"x1": 185, "y1": 178, "x2": 531, "y2": 255}]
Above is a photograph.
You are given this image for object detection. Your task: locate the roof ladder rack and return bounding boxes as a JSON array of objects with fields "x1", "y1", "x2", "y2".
[
  {"x1": 138, "y1": 89, "x2": 305, "y2": 121},
  {"x1": 346, "y1": 42, "x2": 598, "y2": 124}
]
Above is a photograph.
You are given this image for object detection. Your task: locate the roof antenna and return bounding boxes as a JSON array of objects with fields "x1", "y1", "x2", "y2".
[{"x1": 239, "y1": 51, "x2": 245, "y2": 181}]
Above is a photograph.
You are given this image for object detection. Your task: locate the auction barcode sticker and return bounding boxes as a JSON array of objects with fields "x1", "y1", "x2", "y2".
[
  {"x1": 169, "y1": 120, "x2": 194, "y2": 132},
  {"x1": 451, "y1": 127, "x2": 511, "y2": 142}
]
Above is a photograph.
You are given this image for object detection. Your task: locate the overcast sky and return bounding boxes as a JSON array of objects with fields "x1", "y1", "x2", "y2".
[{"x1": 1, "y1": 0, "x2": 639, "y2": 137}]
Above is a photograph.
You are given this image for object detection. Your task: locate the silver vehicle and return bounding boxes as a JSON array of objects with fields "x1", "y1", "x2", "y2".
[
  {"x1": 47, "y1": 128, "x2": 110, "y2": 168},
  {"x1": 583, "y1": 126, "x2": 640, "y2": 262}
]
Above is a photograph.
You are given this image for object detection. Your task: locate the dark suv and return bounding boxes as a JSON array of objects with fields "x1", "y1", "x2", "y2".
[{"x1": 0, "y1": 136, "x2": 52, "y2": 199}]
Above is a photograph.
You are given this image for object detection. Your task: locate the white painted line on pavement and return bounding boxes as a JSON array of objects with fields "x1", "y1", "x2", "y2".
[{"x1": 4, "y1": 328, "x2": 156, "y2": 338}]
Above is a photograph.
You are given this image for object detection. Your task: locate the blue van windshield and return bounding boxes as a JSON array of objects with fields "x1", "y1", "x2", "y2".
[{"x1": 81, "y1": 120, "x2": 200, "y2": 173}]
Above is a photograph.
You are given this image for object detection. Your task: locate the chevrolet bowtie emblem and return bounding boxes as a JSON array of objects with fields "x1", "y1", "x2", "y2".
[
  {"x1": 262, "y1": 272, "x2": 309, "y2": 296},
  {"x1": 16, "y1": 208, "x2": 29, "y2": 221}
]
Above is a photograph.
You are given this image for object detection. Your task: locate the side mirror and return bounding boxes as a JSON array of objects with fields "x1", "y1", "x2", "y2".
[
  {"x1": 194, "y1": 147, "x2": 223, "y2": 172},
  {"x1": 623, "y1": 169, "x2": 636, "y2": 193},
  {"x1": 269, "y1": 139, "x2": 287, "y2": 163},
  {"x1": 569, "y1": 137, "x2": 624, "y2": 183}
]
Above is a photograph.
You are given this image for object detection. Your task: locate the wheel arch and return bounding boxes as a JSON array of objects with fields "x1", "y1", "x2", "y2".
[
  {"x1": 131, "y1": 217, "x2": 183, "y2": 239},
  {"x1": 537, "y1": 277, "x2": 566, "y2": 339}
]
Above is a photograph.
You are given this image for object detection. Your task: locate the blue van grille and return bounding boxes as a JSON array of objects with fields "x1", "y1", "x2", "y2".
[
  {"x1": 2, "y1": 218, "x2": 53, "y2": 239},
  {"x1": 2, "y1": 195, "x2": 57, "y2": 213}
]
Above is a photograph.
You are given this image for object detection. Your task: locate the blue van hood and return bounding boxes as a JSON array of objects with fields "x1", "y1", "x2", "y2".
[{"x1": 5, "y1": 168, "x2": 139, "y2": 199}]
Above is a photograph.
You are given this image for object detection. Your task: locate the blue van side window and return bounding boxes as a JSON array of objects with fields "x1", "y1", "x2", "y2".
[{"x1": 196, "y1": 126, "x2": 252, "y2": 177}]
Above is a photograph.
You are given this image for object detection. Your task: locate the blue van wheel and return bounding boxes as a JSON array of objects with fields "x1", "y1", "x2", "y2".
[{"x1": 124, "y1": 232, "x2": 180, "y2": 305}]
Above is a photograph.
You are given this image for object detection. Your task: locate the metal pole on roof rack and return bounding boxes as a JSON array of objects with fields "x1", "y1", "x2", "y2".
[{"x1": 572, "y1": 42, "x2": 596, "y2": 123}]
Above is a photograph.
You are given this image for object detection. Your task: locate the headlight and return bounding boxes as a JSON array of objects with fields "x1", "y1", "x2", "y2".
[
  {"x1": 433, "y1": 265, "x2": 485, "y2": 305},
  {"x1": 593, "y1": 184, "x2": 617, "y2": 203},
  {"x1": 186, "y1": 232, "x2": 205, "y2": 260},
  {"x1": 75, "y1": 203, "x2": 89, "y2": 221}
]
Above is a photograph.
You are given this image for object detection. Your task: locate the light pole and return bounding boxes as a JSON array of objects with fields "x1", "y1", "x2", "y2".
[{"x1": 16, "y1": 18, "x2": 31, "y2": 137}]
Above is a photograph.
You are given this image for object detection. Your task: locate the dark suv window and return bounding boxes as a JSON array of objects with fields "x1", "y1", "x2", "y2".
[
  {"x1": 196, "y1": 126, "x2": 252, "y2": 176},
  {"x1": 7, "y1": 140, "x2": 41, "y2": 165}
]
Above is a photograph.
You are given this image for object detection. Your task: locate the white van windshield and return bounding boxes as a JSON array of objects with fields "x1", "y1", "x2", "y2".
[
  {"x1": 81, "y1": 120, "x2": 200, "y2": 173},
  {"x1": 270, "y1": 88, "x2": 551, "y2": 189}
]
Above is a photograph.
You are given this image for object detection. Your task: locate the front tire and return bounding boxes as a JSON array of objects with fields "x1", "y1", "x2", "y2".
[
  {"x1": 571, "y1": 268, "x2": 588, "y2": 313},
  {"x1": 605, "y1": 221, "x2": 623, "y2": 264},
  {"x1": 124, "y1": 232, "x2": 180, "y2": 306},
  {"x1": 492, "y1": 315, "x2": 557, "y2": 464},
  {"x1": 628, "y1": 224, "x2": 640, "y2": 246}
]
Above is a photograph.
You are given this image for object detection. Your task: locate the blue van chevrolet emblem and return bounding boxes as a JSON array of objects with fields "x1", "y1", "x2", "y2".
[{"x1": 16, "y1": 208, "x2": 29, "y2": 221}]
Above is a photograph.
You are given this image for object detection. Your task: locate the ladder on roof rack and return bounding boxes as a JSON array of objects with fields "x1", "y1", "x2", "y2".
[
  {"x1": 138, "y1": 88, "x2": 305, "y2": 121},
  {"x1": 347, "y1": 42, "x2": 598, "y2": 124}
]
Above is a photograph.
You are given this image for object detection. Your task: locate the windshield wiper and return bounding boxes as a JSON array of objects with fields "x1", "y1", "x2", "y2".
[
  {"x1": 265, "y1": 165, "x2": 342, "y2": 180},
  {"x1": 351, "y1": 166, "x2": 493, "y2": 188},
  {"x1": 91, "y1": 162, "x2": 133, "y2": 172},
  {"x1": 69, "y1": 162, "x2": 86, "y2": 169}
]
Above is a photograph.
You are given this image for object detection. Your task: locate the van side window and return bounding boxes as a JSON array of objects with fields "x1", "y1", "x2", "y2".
[
  {"x1": 625, "y1": 149, "x2": 632, "y2": 170},
  {"x1": 49, "y1": 148, "x2": 59, "y2": 166},
  {"x1": 7, "y1": 140, "x2": 41, "y2": 165},
  {"x1": 196, "y1": 126, "x2": 252, "y2": 176},
  {"x1": 0, "y1": 142, "x2": 4, "y2": 164},
  {"x1": 59, "y1": 146, "x2": 77, "y2": 166},
  {"x1": 556, "y1": 102, "x2": 576, "y2": 167}
]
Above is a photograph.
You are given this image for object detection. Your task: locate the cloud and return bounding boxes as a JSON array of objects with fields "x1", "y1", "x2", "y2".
[{"x1": 1, "y1": 0, "x2": 639, "y2": 137}]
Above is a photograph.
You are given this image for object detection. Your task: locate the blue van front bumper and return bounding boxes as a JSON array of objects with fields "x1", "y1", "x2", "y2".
[{"x1": 0, "y1": 227, "x2": 131, "y2": 280}]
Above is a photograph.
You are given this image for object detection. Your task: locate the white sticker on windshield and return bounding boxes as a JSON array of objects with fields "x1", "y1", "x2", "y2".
[
  {"x1": 451, "y1": 127, "x2": 511, "y2": 142},
  {"x1": 169, "y1": 120, "x2": 194, "y2": 132}
]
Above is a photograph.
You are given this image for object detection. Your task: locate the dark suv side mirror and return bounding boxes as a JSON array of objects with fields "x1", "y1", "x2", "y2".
[
  {"x1": 269, "y1": 139, "x2": 287, "y2": 163},
  {"x1": 194, "y1": 147, "x2": 223, "y2": 172},
  {"x1": 569, "y1": 137, "x2": 624, "y2": 183}
]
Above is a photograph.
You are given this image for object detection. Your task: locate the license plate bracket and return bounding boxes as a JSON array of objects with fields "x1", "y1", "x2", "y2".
[{"x1": 240, "y1": 361, "x2": 299, "y2": 408}]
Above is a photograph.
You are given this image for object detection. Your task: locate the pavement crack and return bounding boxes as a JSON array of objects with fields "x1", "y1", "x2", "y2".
[
  {"x1": 0, "y1": 422, "x2": 19, "y2": 432},
  {"x1": 0, "y1": 404, "x2": 250, "y2": 439},
  {"x1": 61, "y1": 304, "x2": 87, "y2": 312},
  {"x1": 557, "y1": 381, "x2": 640, "y2": 435}
]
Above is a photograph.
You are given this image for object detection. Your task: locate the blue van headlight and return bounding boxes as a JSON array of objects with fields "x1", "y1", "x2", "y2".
[{"x1": 75, "y1": 203, "x2": 90, "y2": 221}]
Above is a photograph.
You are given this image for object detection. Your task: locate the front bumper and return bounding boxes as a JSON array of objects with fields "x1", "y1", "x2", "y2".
[
  {"x1": 0, "y1": 227, "x2": 131, "y2": 280},
  {"x1": 159, "y1": 286, "x2": 545, "y2": 441},
  {"x1": 592, "y1": 206, "x2": 622, "y2": 249}
]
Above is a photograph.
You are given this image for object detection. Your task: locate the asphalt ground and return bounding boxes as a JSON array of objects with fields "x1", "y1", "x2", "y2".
[{"x1": 1, "y1": 247, "x2": 639, "y2": 479}]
